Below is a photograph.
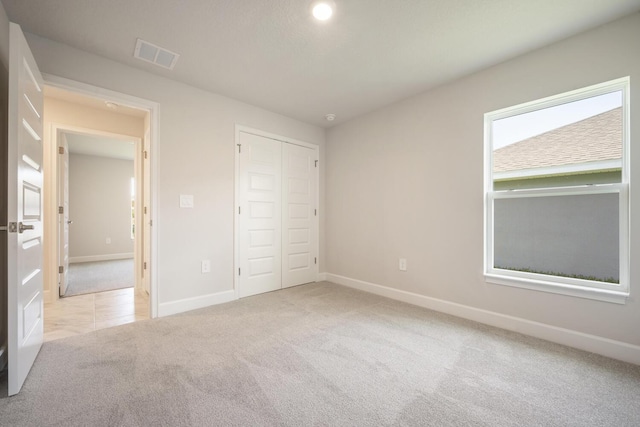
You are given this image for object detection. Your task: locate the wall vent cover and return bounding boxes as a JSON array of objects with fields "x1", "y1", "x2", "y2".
[{"x1": 134, "y1": 38, "x2": 179, "y2": 70}]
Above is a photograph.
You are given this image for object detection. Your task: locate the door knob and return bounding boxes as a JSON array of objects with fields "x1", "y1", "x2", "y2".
[
  {"x1": 18, "y1": 222, "x2": 34, "y2": 233},
  {"x1": 67, "y1": 220, "x2": 73, "y2": 225}
]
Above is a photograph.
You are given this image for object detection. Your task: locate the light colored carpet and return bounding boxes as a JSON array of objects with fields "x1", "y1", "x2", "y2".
[
  {"x1": 1, "y1": 282, "x2": 639, "y2": 426},
  {"x1": 64, "y1": 259, "x2": 134, "y2": 297}
]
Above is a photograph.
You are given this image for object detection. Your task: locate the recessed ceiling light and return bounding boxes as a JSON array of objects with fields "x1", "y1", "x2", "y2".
[
  {"x1": 311, "y1": 1, "x2": 335, "y2": 21},
  {"x1": 325, "y1": 113, "x2": 336, "y2": 121}
]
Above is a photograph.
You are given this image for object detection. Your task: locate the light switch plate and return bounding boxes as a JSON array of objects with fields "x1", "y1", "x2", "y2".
[
  {"x1": 399, "y1": 258, "x2": 407, "y2": 271},
  {"x1": 180, "y1": 194, "x2": 194, "y2": 208}
]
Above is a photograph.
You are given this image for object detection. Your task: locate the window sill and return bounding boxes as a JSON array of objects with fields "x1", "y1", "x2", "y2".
[{"x1": 485, "y1": 274, "x2": 628, "y2": 305}]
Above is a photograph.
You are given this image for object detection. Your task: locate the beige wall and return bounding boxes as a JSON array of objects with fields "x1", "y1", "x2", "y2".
[
  {"x1": 68, "y1": 153, "x2": 134, "y2": 260},
  {"x1": 325, "y1": 13, "x2": 640, "y2": 346},
  {"x1": 26, "y1": 33, "x2": 326, "y2": 311}
]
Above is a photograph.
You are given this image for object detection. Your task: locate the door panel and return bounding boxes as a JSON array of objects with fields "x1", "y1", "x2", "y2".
[
  {"x1": 282, "y1": 143, "x2": 317, "y2": 288},
  {"x1": 238, "y1": 132, "x2": 282, "y2": 297},
  {"x1": 7, "y1": 23, "x2": 44, "y2": 396}
]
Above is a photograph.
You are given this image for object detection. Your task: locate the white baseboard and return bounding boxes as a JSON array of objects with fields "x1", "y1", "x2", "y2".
[
  {"x1": 158, "y1": 290, "x2": 236, "y2": 317},
  {"x1": 326, "y1": 273, "x2": 640, "y2": 365},
  {"x1": 70, "y1": 253, "x2": 134, "y2": 264}
]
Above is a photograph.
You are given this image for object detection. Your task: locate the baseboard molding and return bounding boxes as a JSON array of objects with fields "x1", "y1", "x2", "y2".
[
  {"x1": 70, "y1": 253, "x2": 134, "y2": 264},
  {"x1": 158, "y1": 290, "x2": 236, "y2": 317},
  {"x1": 326, "y1": 273, "x2": 640, "y2": 365}
]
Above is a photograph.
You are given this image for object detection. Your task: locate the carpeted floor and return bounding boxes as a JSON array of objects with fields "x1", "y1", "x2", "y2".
[
  {"x1": 1, "y1": 282, "x2": 639, "y2": 426},
  {"x1": 64, "y1": 259, "x2": 134, "y2": 297}
]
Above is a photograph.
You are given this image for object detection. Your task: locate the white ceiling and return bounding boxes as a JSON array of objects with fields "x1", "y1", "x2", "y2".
[
  {"x1": 65, "y1": 132, "x2": 135, "y2": 161},
  {"x1": 4, "y1": 0, "x2": 640, "y2": 127}
]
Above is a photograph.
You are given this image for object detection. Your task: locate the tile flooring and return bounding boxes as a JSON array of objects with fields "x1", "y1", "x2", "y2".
[{"x1": 43, "y1": 287, "x2": 150, "y2": 342}]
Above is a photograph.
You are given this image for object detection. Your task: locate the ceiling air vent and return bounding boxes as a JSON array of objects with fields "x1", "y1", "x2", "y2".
[{"x1": 134, "y1": 38, "x2": 179, "y2": 70}]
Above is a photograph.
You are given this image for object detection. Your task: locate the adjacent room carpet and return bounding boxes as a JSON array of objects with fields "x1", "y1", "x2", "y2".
[
  {"x1": 1, "y1": 282, "x2": 639, "y2": 426},
  {"x1": 64, "y1": 259, "x2": 134, "y2": 297}
]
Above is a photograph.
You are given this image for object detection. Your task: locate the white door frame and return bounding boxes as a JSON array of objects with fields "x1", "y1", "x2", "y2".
[
  {"x1": 234, "y1": 125, "x2": 320, "y2": 299},
  {"x1": 50, "y1": 124, "x2": 142, "y2": 295},
  {"x1": 43, "y1": 74, "x2": 160, "y2": 317}
]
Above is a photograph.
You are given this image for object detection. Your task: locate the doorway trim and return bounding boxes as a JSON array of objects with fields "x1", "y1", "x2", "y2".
[
  {"x1": 234, "y1": 125, "x2": 320, "y2": 300},
  {"x1": 43, "y1": 74, "x2": 160, "y2": 318}
]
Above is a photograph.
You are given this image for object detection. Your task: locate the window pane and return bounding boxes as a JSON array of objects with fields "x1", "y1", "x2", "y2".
[
  {"x1": 492, "y1": 91, "x2": 622, "y2": 190},
  {"x1": 494, "y1": 193, "x2": 619, "y2": 283}
]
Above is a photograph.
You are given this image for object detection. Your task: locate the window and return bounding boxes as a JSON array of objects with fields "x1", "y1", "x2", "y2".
[{"x1": 484, "y1": 78, "x2": 629, "y2": 303}]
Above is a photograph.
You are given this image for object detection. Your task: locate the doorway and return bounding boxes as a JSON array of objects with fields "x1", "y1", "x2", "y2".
[
  {"x1": 42, "y1": 82, "x2": 156, "y2": 340},
  {"x1": 58, "y1": 129, "x2": 138, "y2": 298}
]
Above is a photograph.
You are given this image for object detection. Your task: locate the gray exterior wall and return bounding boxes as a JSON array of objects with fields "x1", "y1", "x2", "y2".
[{"x1": 494, "y1": 193, "x2": 619, "y2": 282}]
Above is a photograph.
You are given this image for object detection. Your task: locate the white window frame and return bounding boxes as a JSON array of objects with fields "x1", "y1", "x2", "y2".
[{"x1": 484, "y1": 77, "x2": 630, "y2": 304}]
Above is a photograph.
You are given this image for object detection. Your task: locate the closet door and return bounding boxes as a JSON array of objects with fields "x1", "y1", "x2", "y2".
[
  {"x1": 238, "y1": 132, "x2": 282, "y2": 297},
  {"x1": 282, "y1": 143, "x2": 317, "y2": 288}
]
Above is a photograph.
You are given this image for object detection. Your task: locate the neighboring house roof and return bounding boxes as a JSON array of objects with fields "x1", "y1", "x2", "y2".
[{"x1": 493, "y1": 107, "x2": 622, "y2": 174}]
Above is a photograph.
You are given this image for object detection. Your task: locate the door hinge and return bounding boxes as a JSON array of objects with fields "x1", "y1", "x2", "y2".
[
  {"x1": 150, "y1": 220, "x2": 153, "y2": 226},
  {"x1": 59, "y1": 266, "x2": 64, "y2": 274},
  {"x1": 314, "y1": 209, "x2": 317, "y2": 216},
  {"x1": 58, "y1": 146, "x2": 64, "y2": 154},
  {"x1": 144, "y1": 206, "x2": 147, "y2": 214},
  {"x1": 315, "y1": 160, "x2": 318, "y2": 168},
  {"x1": 237, "y1": 144, "x2": 242, "y2": 153},
  {"x1": 238, "y1": 206, "x2": 241, "y2": 214},
  {"x1": 143, "y1": 262, "x2": 147, "y2": 270},
  {"x1": 58, "y1": 206, "x2": 64, "y2": 214},
  {"x1": 238, "y1": 268, "x2": 241, "y2": 276},
  {"x1": 144, "y1": 150, "x2": 148, "y2": 159},
  {"x1": 315, "y1": 257, "x2": 317, "y2": 265}
]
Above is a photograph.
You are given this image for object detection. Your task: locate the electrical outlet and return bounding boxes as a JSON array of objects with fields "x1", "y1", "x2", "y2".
[
  {"x1": 399, "y1": 258, "x2": 407, "y2": 271},
  {"x1": 201, "y1": 259, "x2": 211, "y2": 273},
  {"x1": 106, "y1": 237, "x2": 111, "y2": 244}
]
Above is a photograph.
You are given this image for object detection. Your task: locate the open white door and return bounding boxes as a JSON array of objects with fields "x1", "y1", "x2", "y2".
[
  {"x1": 58, "y1": 134, "x2": 70, "y2": 295},
  {"x1": 6, "y1": 23, "x2": 45, "y2": 396},
  {"x1": 238, "y1": 132, "x2": 282, "y2": 297}
]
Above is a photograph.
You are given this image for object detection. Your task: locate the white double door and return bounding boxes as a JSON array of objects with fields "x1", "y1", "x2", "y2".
[{"x1": 238, "y1": 131, "x2": 318, "y2": 298}]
